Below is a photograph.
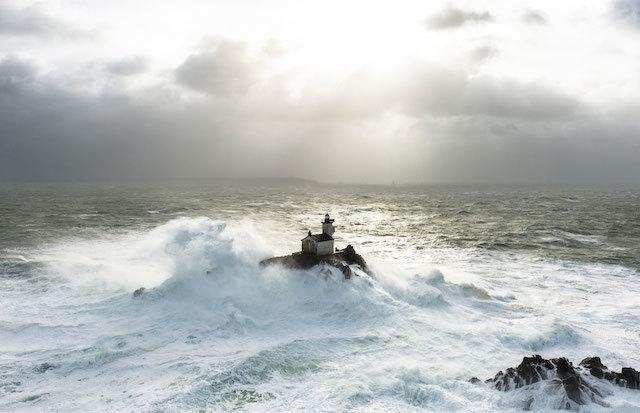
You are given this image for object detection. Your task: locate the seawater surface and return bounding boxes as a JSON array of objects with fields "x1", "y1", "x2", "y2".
[{"x1": 1, "y1": 182, "x2": 639, "y2": 412}]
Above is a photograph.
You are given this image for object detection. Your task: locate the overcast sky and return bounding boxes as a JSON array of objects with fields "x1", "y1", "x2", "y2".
[{"x1": 1, "y1": 0, "x2": 639, "y2": 184}]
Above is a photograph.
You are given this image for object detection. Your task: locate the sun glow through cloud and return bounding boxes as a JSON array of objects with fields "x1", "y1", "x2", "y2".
[{"x1": 1, "y1": 0, "x2": 639, "y2": 183}]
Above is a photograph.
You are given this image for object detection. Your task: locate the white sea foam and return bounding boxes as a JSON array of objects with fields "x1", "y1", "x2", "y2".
[{"x1": 1, "y1": 217, "x2": 640, "y2": 412}]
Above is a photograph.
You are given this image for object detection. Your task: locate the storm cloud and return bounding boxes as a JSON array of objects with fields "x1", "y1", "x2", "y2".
[
  {"x1": 0, "y1": 0, "x2": 639, "y2": 184},
  {"x1": 400, "y1": 66, "x2": 580, "y2": 121},
  {"x1": 613, "y1": 0, "x2": 640, "y2": 27},
  {"x1": 0, "y1": 4, "x2": 88, "y2": 38},
  {"x1": 105, "y1": 56, "x2": 149, "y2": 77},
  {"x1": 0, "y1": 56, "x2": 36, "y2": 84},
  {"x1": 175, "y1": 40, "x2": 258, "y2": 96}
]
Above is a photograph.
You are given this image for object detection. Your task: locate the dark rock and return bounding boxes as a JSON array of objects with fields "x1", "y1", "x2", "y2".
[
  {"x1": 342, "y1": 245, "x2": 368, "y2": 270},
  {"x1": 477, "y1": 355, "x2": 640, "y2": 409},
  {"x1": 34, "y1": 363, "x2": 55, "y2": 373},
  {"x1": 133, "y1": 287, "x2": 145, "y2": 297},
  {"x1": 554, "y1": 358, "x2": 582, "y2": 405},
  {"x1": 340, "y1": 264, "x2": 353, "y2": 279},
  {"x1": 580, "y1": 356, "x2": 605, "y2": 379},
  {"x1": 579, "y1": 356, "x2": 605, "y2": 370},
  {"x1": 621, "y1": 367, "x2": 640, "y2": 389},
  {"x1": 578, "y1": 357, "x2": 640, "y2": 390},
  {"x1": 259, "y1": 244, "x2": 370, "y2": 279},
  {"x1": 488, "y1": 355, "x2": 553, "y2": 391}
]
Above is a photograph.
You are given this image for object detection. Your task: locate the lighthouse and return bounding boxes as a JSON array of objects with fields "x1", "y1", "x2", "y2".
[
  {"x1": 301, "y1": 213, "x2": 336, "y2": 256},
  {"x1": 322, "y1": 213, "x2": 335, "y2": 236}
]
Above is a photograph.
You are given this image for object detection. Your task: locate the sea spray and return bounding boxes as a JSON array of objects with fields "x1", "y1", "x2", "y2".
[{"x1": 2, "y1": 201, "x2": 640, "y2": 412}]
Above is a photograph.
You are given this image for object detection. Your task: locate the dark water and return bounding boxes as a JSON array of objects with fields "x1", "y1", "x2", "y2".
[
  {"x1": 2, "y1": 182, "x2": 639, "y2": 269},
  {"x1": 1, "y1": 182, "x2": 640, "y2": 411}
]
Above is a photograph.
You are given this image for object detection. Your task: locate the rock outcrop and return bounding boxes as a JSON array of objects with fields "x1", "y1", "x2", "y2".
[
  {"x1": 472, "y1": 355, "x2": 640, "y2": 410},
  {"x1": 580, "y1": 356, "x2": 640, "y2": 388},
  {"x1": 259, "y1": 244, "x2": 370, "y2": 279},
  {"x1": 133, "y1": 287, "x2": 146, "y2": 297}
]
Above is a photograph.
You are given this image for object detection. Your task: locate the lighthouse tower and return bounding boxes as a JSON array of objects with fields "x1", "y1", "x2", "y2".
[
  {"x1": 301, "y1": 213, "x2": 336, "y2": 256},
  {"x1": 322, "y1": 213, "x2": 335, "y2": 236}
]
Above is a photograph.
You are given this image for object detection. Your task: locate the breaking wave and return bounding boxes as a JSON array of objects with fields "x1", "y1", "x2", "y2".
[{"x1": 2, "y1": 217, "x2": 640, "y2": 411}]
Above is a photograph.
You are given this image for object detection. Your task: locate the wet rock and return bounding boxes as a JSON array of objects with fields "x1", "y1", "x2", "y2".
[
  {"x1": 487, "y1": 355, "x2": 553, "y2": 391},
  {"x1": 477, "y1": 355, "x2": 640, "y2": 410},
  {"x1": 341, "y1": 245, "x2": 368, "y2": 270},
  {"x1": 554, "y1": 357, "x2": 584, "y2": 405},
  {"x1": 579, "y1": 356, "x2": 605, "y2": 379},
  {"x1": 340, "y1": 264, "x2": 353, "y2": 279},
  {"x1": 133, "y1": 287, "x2": 145, "y2": 297},
  {"x1": 579, "y1": 357, "x2": 640, "y2": 389},
  {"x1": 259, "y1": 244, "x2": 370, "y2": 279},
  {"x1": 621, "y1": 367, "x2": 640, "y2": 389},
  {"x1": 34, "y1": 363, "x2": 55, "y2": 373}
]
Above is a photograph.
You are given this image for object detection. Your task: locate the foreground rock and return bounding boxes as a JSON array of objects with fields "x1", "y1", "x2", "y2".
[
  {"x1": 259, "y1": 244, "x2": 370, "y2": 279},
  {"x1": 133, "y1": 287, "x2": 146, "y2": 297},
  {"x1": 472, "y1": 355, "x2": 640, "y2": 410}
]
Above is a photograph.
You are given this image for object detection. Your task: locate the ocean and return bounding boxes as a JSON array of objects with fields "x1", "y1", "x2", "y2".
[{"x1": 1, "y1": 182, "x2": 639, "y2": 412}]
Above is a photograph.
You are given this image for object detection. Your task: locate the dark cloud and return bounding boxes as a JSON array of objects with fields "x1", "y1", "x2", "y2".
[
  {"x1": 105, "y1": 56, "x2": 149, "y2": 77},
  {"x1": 0, "y1": 51, "x2": 638, "y2": 184},
  {"x1": 425, "y1": 5, "x2": 493, "y2": 30},
  {"x1": 0, "y1": 51, "x2": 375, "y2": 182},
  {"x1": 0, "y1": 4, "x2": 88, "y2": 38},
  {"x1": 0, "y1": 56, "x2": 37, "y2": 85},
  {"x1": 401, "y1": 66, "x2": 580, "y2": 121},
  {"x1": 0, "y1": 80, "x2": 230, "y2": 181},
  {"x1": 521, "y1": 10, "x2": 548, "y2": 25},
  {"x1": 403, "y1": 116, "x2": 640, "y2": 184},
  {"x1": 175, "y1": 39, "x2": 256, "y2": 96},
  {"x1": 612, "y1": 0, "x2": 640, "y2": 27}
]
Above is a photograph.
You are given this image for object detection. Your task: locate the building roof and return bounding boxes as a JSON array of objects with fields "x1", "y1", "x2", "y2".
[
  {"x1": 312, "y1": 233, "x2": 334, "y2": 242},
  {"x1": 301, "y1": 233, "x2": 334, "y2": 242}
]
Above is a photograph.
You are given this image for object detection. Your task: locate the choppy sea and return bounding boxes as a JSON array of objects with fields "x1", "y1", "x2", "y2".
[{"x1": 1, "y1": 182, "x2": 639, "y2": 412}]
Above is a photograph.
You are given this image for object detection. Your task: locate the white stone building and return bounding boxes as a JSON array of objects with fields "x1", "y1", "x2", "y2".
[{"x1": 301, "y1": 214, "x2": 335, "y2": 256}]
